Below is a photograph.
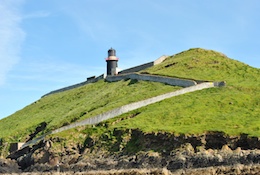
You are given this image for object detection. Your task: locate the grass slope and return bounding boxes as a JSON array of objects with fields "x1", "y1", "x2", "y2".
[
  {"x1": 0, "y1": 80, "x2": 178, "y2": 142},
  {"x1": 0, "y1": 48, "x2": 260, "y2": 145},
  {"x1": 146, "y1": 48, "x2": 259, "y2": 88},
  {"x1": 110, "y1": 48, "x2": 260, "y2": 136}
]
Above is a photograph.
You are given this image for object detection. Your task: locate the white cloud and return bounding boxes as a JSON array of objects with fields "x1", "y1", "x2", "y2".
[{"x1": 0, "y1": 0, "x2": 25, "y2": 86}]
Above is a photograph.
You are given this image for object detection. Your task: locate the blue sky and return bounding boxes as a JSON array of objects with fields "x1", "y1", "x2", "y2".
[{"x1": 0, "y1": 0, "x2": 259, "y2": 119}]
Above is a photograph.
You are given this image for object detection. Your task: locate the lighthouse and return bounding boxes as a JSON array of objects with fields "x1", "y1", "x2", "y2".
[{"x1": 106, "y1": 48, "x2": 119, "y2": 76}]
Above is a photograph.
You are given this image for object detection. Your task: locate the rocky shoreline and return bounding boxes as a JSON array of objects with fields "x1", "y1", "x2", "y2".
[
  {"x1": 2, "y1": 145, "x2": 260, "y2": 174},
  {"x1": 3, "y1": 130, "x2": 260, "y2": 174},
  {"x1": 2, "y1": 163, "x2": 260, "y2": 175}
]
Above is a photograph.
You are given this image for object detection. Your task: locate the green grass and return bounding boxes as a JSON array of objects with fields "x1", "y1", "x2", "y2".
[
  {"x1": 145, "y1": 48, "x2": 259, "y2": 88},
  {"x1": 110, "y1": 86, "x2": 260, "y2": 136},
  {"x1": 0, "y1": 48, "x2": 260, "y2": 146},
  {"x1": 110, "y1": 48, "x2": 260, "y2": 136},
  {"x1": 0, "y1": 79, "x2": 179, "y2": 142},
  {"x1": 51, "y1": 84, "x2": 259, "y2": 153}
]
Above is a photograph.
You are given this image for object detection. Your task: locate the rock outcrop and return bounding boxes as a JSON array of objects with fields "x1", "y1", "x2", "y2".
[
  {"x1": 6, "y1": 129, "x2": 260, "y2": 174},
  {"x1": 0, "y1": 158, "x2": 20, "y2": 174}
]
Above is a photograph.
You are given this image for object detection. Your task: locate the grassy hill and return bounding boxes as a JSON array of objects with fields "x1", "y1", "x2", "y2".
[
  {"x1": 0, "y1": 48, "x2": 259, "y2": 146},
  {"x1": 0, "y1": 79, "x2": 179, "y2": 142}
]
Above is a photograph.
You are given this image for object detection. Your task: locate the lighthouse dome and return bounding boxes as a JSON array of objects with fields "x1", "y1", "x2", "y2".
[{"x1": 108, "y1": 48, "x2": 116, "y2": 56}]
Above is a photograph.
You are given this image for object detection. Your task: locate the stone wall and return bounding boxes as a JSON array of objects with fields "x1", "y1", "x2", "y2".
[
  {"x1": 118, "y1": 55, "x2": 168, "y2": 75},
  {"x1": 153, "y1": 55, "x2": 169, "y2": 65},
  {"x1": 106, "y1": 73, "x2": 197, "y2": 87},
  {"x1": 118, "y1": 62, "x2": 154, "y2": 74},
  {"x1": 42, "y1": 74, "x2": 105, "y2": 97}
]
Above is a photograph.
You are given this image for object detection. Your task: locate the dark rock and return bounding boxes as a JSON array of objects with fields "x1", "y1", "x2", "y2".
[
  {"x1": 205, "y1": 131, "x2": 227, "y2": 149},
  {"x1": 26, "y1": 122, "x2": 47, "y2": 142},
  {"x1": 0, "y1": 158, "x2": 20, "y2": 173},
  {"x1": 167, "y1": 160, "x2": 184, "y2": 171}
]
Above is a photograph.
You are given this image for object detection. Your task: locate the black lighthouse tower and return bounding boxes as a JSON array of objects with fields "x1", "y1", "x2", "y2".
[{"x1": 106, "y1": 48, "x2": 119, "y2": 76}]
